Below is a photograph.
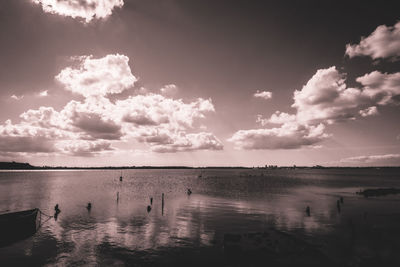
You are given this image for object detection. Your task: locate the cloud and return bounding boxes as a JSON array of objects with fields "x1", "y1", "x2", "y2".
[
  {"x1": 118, "y1": 94, "x2": 222, "y2": 152},
  {"x1": 151, "y1": 132, "x2": 223, "y2": 153},
  {"x1": 359, "y1": 106, "x2": 378, "y2": 117},
  {"x1": 70, "y1": 112, "x2": 122, "y2": 140},
  {"x1": 253, "y1": 90, "x2": 272, "y2": 100},
  {"x1": 32, "y1": 0, "x2": 124, "y2": 23},
  {"x1": 256, "y1": 112, "x2": 297, "y2": 127},
  {"x1": 0, "y1": 118, "x2": 68, "y2": 140},
  {"x1": 0, "y1": 135, "x2": 56, "y2": 153},
  {"x1": 38, "y1": 90, "x2": 48, "y2": 97},
  {"x1": 56, "y1": 54, "x2": 136, "y2": 97},
  {"x1": 340, "y1": 154, "x2": 400, "y2": 165},
  {"x1": 123, "y1": 113, "x2": 164, "y2": 126},
  {"x1": 57, "y1": 140, "x2": 114, "y2": 156},
  {"x1": 117, "y1": 94, "x2": 214, "y2": 129},
  {"x1": 292, "y1": 66, "x2": 369, "y2": 124},
  {"x1": 228, "y1": 122, "x2": 328, "y2": 150},
  {"x1": 266, "y1": 111, "x2": 297, "y2": 125},
  {"x1": 20, "y1": 107, "x2": 68, "y2": 130},
  {"x1": 356, "y1": 71, "x2": 400, "y2": 105},
  {"x1": 11, "y1": 94, "x2": 24, "y2": 100},
  {"x1": 345, "y1": 21, "x2": 400, "y2": 60},
  {"x1": 229, "y1": 66, "x2": 400, "y2": 150},
  {"x1": 160, "y1": 84, "x2": 178, "y2": 96},
  {"x1": 292, "y1": 67, "x2": 400, "y2": 124},
  {"x1": 0, "y1": 119, "x2": 61, "y2": 154},
  {"x1": 0, "y1": 54, "x2": 222, "y2": 156}
]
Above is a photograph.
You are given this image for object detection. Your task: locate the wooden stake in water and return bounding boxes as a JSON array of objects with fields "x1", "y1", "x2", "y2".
[
  {"x1": 117, "y1": 192, "x2": 119, "y2": 203},
  {"x1": 162, "y1": 193, "x2": 164, "y2": 216}
]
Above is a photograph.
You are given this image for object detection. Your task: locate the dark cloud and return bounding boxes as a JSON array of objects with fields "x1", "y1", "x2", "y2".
[
  {"x1": 71, "y1": 112, "x2": 122, "y2": 140},
  {"x1": 0, "y1": 136, "x2": 55, "y2": 153}
]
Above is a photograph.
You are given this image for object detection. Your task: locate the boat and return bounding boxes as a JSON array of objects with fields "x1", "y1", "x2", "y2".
[{"x1": 0, "y1": 208, "x2": 39, "y2": 247}]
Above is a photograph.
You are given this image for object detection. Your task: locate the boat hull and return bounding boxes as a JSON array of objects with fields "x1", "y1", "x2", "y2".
[{"x1": 0, "y1": 208, "x2": 39, "y2": 247}]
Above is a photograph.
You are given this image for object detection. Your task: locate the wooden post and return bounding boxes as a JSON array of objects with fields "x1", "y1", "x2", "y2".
[{"x1": 162, "y1": 193, "x2": 164, "y2": 216}]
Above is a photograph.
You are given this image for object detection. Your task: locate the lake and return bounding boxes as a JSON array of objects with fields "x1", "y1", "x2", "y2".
[{"x1": 1, "y1": 168, "x2": 399, "y2": 266}]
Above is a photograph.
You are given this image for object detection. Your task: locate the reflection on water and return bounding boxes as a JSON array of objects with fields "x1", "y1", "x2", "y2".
[{"x1": 0, "y1": 168, "x2": 399, "y2": 265}]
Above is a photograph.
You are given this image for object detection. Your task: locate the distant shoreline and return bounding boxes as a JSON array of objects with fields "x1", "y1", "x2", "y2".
[{"x1": 0, "y1": 161, "x2": 399, "y2": 170}]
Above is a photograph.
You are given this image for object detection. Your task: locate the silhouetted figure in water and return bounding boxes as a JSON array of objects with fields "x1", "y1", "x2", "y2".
[
  {"x1": 306, "y1": 206, "x2": 311, "y2": 216},
  {"x1": 117, "y1": 192, "x2": 119, "y2": 203},
  {"x1": 187, "y1": 188, "x2": 192, "y2": 195},
  {"x1": 337, "y1": 200, "x2": 341, "y2": 213},
  {"x1": 150, "y1": 197, "x2": 153, "y2": 205},
  {"x1": 87, "y1": 202, "x2": 92, "y2": 211},
  {"x1": 340, "y1": 196, "x2": 344, "y2": 204},
  {"x1": 147, "y1": 205, "x2": 151, "y2": 213}
]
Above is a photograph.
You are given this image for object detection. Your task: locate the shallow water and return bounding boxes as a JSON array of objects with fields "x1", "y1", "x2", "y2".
[{"x1": 0, "y1": 168, "x2": 399, "y2": 266}]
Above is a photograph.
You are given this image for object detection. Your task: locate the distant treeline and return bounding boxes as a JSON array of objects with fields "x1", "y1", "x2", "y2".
[
  {"x1": 0, "y1": 161, "x2": 250, "y2": 170},
  {"x1": 0, "y1": 161, "x2": 399, "y2": 170},
  {"x1": 0, "y1": 162, "x2": 36, "y2": 170}
]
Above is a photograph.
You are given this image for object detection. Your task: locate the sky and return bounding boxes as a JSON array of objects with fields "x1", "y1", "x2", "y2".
[{"x1": 0, "y1": 0, "x2": 399, "y2": 167}]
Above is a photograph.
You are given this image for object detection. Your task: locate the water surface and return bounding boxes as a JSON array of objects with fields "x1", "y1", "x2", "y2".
[{"x1": 0, "y1": 168, "x2": 399, "y2": 266}]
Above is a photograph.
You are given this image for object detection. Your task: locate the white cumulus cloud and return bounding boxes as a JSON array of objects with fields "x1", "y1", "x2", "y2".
[
  {"x1": 160, "y1": 84, "x2": 178, "y2": 96},
  {"x1": 228, "y1": 122, "x2": 328, "y2": 150},
  {"x1": 345, "y1": 21, "x2": 400, "y2": 60},
  {"x1": 292, "y1": 67, "x2": 400, "y2": 124},
  {"x1": 32, "y1": 0, "x2": 124, "y2": 23},
  {"x1": 356, "y1": 71, "x2": 400, "y2": 105},
  {"x1": 0, "y1": 54, "x2": 222, "y2": 156},
  {"x1": 38, "y1": 90, "x2": 48, "y2": 97},
  {"x1": 253, "y1": 90, "x2": 272, "y2": 100},
  {"x1": 56, "y1": 54, "x2": 136, "y2": 97},
  {"x1": 229, "y1": 66, "x2": 400, "y2": 150},
  {"x1": 151, "y1": 132, "x2": 223, "y2": 153},
  {"x1": 56, "y1": 140, "x2": 114, "y2": 156},
  {"x1": 293, "y1": 66, "x2": 367, "y2": 124}
]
